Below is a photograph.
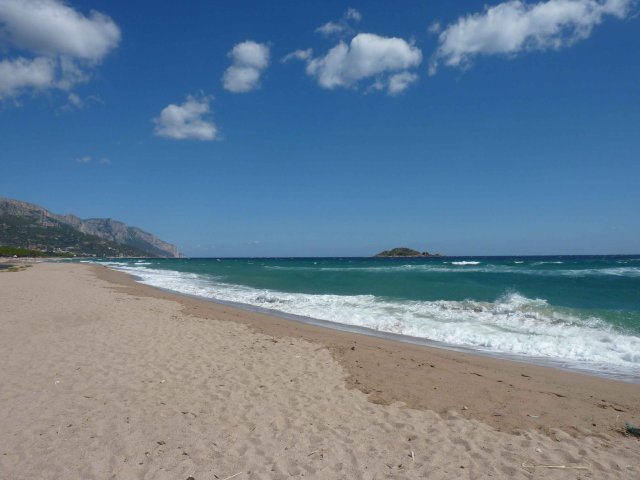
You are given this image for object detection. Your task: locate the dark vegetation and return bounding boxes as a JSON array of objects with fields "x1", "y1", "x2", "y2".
[
  {"x1": 0, "y1": 246, "x2": 49, "y2": 257},
  {"x1": 375, "y1": 247, "x2": 443, "y2": 257},
  {"x1": 0, "y1": 214, "x2": 149, "y2": 257}
]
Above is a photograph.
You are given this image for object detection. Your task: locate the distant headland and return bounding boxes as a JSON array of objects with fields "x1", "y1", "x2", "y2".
[
  {"x1": 374, "y1": 247, "x2": 444, "y2": 258},
  {"x1": 0, "y1": 197, "x2": 180, "y2": 258}
]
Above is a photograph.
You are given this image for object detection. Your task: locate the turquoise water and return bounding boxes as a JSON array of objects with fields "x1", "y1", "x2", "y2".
[{"x1": 91, "y1": 256, "x2": 640, "y2": 381}]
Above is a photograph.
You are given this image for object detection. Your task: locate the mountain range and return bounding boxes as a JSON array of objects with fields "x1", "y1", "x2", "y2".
[{"x1": 0, "y1": 197, "x2": 179, "y2": 258}]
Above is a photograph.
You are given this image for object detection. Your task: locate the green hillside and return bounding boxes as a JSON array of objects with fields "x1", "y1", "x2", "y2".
[{"x1": 0, "y1": 213, "x2": 150, "y2": 257}]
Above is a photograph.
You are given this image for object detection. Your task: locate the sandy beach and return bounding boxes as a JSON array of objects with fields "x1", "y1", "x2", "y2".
[{"x1": 1, "y1": 262, "x2": 638, "y2": 479}]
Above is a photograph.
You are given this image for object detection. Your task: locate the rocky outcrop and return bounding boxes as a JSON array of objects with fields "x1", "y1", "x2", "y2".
[
  {"x1": 375, "y1": 247, "x2": 444, "y2": 258},
  {"x1": 0, "y1": 197, "x2": 180, "y2": 258},
  {"x1": 57, "y1": 215, "x2": 180, "y2": 258}
]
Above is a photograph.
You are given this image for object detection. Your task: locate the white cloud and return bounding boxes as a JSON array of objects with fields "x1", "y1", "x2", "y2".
[
  {"x1": 387, "y1": 71, "x2": 419, "y2": 95},
  {"x1": 98, "y1": 157, "x2": 110, "y2": 165},
  {"x1": 0, "y1": 0, "x2": 120, "y2": 61},
  {"x1": 305, "y1": 33, "x2": 422, "y2": 93},
  {"x1": 281, "y1": 48, "x2": 313, "y2": 63},
  {"x1": 345, "y1": 8, "x2": 362, "y2": 22},
  {"x1": 75, "y1": 155, "x2": 91, "y2": 163},
  {"x1": 316, "y1": 8, "x2": 362, "y2": 37},
  {"x1": 57, "y1": 57, "x2": 90, "y2": 90},
  {"x1": 154, "y1": 95, "x2": 218, "y2": 141},
  {"x1": 0, "y1": 0, "x2": 120, "y2": 100},
  {"x1": 431, "y1": 0, "x2": 634, "y2": 73},
  {"x1": 368, "y1": 71, "x2": 419, "y2": 95},
  {"x1": 0, "y1": 57, "x2": 55, "y2": 98},
  {"x1": 316, "y1": 21, "x2": 344, "y2": 37},
  {"x1": 222, "y1": 41, "x2": 270, "y2": 93}
]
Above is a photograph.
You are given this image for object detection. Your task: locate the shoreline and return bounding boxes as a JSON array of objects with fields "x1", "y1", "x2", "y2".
[
  {"x1": 2, "y1": 262, "x2": 639, "y2": 479},
  {"x1": 92, "y1": 263, "x2": 640, "y2": 438},
  {"x1": 85, "y1": 255, "x2": 640, "y2": 385},
  {"x1": 123, "y1": 275, "x2": 640, "y2": 385},
  {"x1": 95, "y1": 259, "x2": 640, "y2": 384}
]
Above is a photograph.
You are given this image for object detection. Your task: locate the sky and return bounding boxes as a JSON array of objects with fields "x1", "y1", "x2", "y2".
[{"x1": 1, "y1": 0, "x2": 639, "y2": 257}]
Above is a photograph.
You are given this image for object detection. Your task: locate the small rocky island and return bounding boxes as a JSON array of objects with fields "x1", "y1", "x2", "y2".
[{"x1": 374, "y1": 247, "x2": 444, "y2": 258}]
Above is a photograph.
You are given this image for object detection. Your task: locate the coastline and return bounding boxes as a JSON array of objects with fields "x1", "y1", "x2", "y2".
[
  {"x1": 93, "y1": 255, "x2": 640, "y2": 384},
  {"x1": 92, "y1": 263, "x2": 640, "y2": 437},
  {"x1": 111, "y1": 272, "x2": 639, "y2": 385},
  {"x1": 2, "y1": 262, "x2": 639, "y2": 479}
]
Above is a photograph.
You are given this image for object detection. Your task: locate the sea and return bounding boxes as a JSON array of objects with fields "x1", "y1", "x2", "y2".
[{"x1": 85, "y1": 255, "x2": 640, "y2": 383}]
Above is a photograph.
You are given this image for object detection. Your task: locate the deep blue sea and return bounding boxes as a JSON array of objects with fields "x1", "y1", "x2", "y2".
[{"x1": 89, "y1": 256, "x2": 640, "y2": 381}]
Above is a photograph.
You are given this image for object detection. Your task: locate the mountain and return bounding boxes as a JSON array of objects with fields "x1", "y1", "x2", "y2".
[
  {"x1": 57, "y1": 215, "x2": 180, "y2": 258},
  {"x1": 0, "y1": 197, "x2": 180, "y2": 258}
]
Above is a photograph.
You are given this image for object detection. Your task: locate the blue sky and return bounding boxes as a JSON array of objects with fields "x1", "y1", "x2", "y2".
[{"x1": 1, "y1": 0, "x2": 639, "y2": 256}]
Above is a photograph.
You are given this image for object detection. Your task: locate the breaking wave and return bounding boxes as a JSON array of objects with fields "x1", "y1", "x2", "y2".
[{"x1": 96, "y1": 261, "x2": 640, "y2": 379}]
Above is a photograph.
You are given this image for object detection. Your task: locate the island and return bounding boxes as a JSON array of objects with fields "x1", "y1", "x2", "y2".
[{"x1": 374, "y1": 247, "x2": 444, "y2": 258}]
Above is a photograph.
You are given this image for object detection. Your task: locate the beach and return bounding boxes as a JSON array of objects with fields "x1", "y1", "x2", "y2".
[{"x1": 1, "y1": 262, "x2": 638, "y2": 479}]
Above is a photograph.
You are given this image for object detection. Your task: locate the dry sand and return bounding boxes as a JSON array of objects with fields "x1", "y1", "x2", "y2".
[{"x1": 0, "y1": 262, "x2": 638, "y2": 479}]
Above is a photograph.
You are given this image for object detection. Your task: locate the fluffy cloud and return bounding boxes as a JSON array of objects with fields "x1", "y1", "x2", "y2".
[
  {"x1": 0, "y1": 57, "x2": 55, "y2": 98},
  {"x1": 0, "y1": 0, "x2": 120, "y2": 100},
  {"x1": 316, "y1": 8, "x2": 362, "y2": 37},
  {"x1": 0, "y1": 0, "x2": 120, "y2": 61},
  {"x1": 431, "y1": 0, "x2": 634, "y2": 73},
  {"x1": 304, "y1": 33, "x2": 422, "y2": 93},
  {"x1": 387, "y1": 72, "x2": 419, "y2": 95},
  {"x1": 154, "y1": 95, "x2": 218, "y2": 141},
  {"x1": 369, "y1": 71, "x2": 419, "y2": 95},
  {"x1": 222, "y1": 41, "x2": 270, "y2": 93}
]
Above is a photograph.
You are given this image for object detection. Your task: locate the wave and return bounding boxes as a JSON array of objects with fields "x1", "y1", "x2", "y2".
[
  {"x1": 557, "y1": 267, "x2": 640, "y2": 278},
  {"x1": 264, "y1": 263, "x2": 640, "y2": 278},
  {"x1": 83, "y1": 260, "x2": 131, "y2": 267},
  {"x1": 97, "y1": 262, "x2": 640, "y2": 377}
]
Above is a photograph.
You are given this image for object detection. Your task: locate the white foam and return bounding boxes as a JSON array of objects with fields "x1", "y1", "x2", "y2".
[
  {"x1": 96, "y1": 261, "x2": 130, "y2": 267},
  {"x1": 267, "y1": 263, "x2": 640, "y2": 277},
  {"x1": 100, "y1": 262, "x2": 640, "y2": 377},
  {"x1": 558, "y1": 267, "x2": 640, "y2": 278}
]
